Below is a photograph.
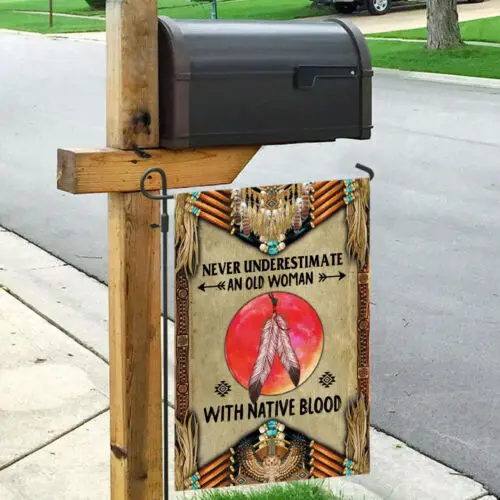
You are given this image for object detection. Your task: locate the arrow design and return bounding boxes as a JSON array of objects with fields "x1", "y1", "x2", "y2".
[
  {"x1": 318, "y1": 272, "x2": 346, "y2": 283},
  {"x1": 198, "y1": 281, "x2": 226, "y2": 292}
]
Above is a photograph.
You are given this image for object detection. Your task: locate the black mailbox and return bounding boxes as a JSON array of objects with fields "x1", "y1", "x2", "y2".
[{"x1": 158, "y1": 17, "x2": 372, "y2": 149}]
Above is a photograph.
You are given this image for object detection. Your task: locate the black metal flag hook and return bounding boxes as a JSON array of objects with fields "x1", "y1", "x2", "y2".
[
  {"x1": 140, "y1": 167, "x2": 168, "y2": 196},
  {"x1": 355, "y1": 163, "x2": 375, "y2": 181},
  {"x1": 140, "y1": 167, "x2": 170, "y2": 498}
]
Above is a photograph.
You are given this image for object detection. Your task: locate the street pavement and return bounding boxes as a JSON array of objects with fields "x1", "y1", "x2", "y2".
[
  {"x1": 0, "y1": 227, "x2": 494, "y2": 499},
  {"x1": 1, "y1": 29, "x2": 500, "y2": 495}
]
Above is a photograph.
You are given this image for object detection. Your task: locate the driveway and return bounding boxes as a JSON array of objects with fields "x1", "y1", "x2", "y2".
[{"x1": 303, "y1": 0, "x2": 500, "y2": 33}]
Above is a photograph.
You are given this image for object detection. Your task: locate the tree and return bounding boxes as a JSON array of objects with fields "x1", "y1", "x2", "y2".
[
  {"x1": 84, "y1": 0, "x2": 105, "y2": 9},
  {"x1": 426, "y1": 0, "x2": 463, "y2": 49}
]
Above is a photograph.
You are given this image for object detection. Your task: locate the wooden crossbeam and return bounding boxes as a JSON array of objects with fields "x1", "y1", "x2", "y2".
[{"x1": 57, "y1": 146, "x2": 259, "y2": 194}]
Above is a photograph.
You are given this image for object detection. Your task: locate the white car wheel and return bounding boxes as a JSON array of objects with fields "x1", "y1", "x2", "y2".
[{"x1": 367, "y1": 0, "x2": 391, "y2": 14}]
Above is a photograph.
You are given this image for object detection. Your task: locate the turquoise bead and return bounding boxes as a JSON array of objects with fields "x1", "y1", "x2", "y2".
[
  {"x1": 268, "y1": 247, "x2": 278, "y2": 255},
  {"x1": 267, "y1": 420, "x2": 278, "y2": 428},
  {"x1": 266, "y1": 429, "x2": 278, "y2": 438}
]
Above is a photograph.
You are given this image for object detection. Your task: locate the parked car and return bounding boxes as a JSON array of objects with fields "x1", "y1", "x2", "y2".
[
  {"x1": 335, "y1": 0, "x2": 393, "y2": 15},
  {"x1": 313, "y1": 0, "x2": 483, "y2": 16}
]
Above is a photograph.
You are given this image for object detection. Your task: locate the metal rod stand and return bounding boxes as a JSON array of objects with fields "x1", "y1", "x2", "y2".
[{"x1": 140, "y1": 168, "x2": 170, "y2": 498}]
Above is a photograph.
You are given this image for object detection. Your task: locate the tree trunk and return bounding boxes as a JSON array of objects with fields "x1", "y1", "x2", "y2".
[{"x1": 427, "y1": 0, "x2": 463, "y2": 49}]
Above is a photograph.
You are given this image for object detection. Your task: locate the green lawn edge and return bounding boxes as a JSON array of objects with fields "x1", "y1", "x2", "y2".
[
  {"x1": 0, "y1": 0, "x2": 333, "y2": 33},
  {"x1": 370, "y1": 15, "x2": 500, "y2": 44},
  {"x1": 3, "y1": 0, "x2": 500, "y2": 81},
  {"x1": 0, "y1": 11, "x2": 105, "y2": 33},
  {"x1": 368, "y1": 40, "x2": 500, "y2": 80}
]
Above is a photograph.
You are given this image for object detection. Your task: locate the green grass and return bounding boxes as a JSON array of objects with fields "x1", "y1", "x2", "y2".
[
  {"x1": 157, "y1": 0, "x2": 331, "y2": 21},
  {"x1": 0, "y1": 0, "x2": 105, "y2": 33},
  {"x1": 0, "y1": 0, "x2": 332, "y2": 33},
  {"x1": 370, "y1": 15, "x2": 500, "y2": 44},
  {"x1": 0, "y1": 0, "x2": 104, "y2": 16},
  {"x1": 368, "y1": 40, "x2": 500, "y2": 79},
  {"x1": 0, "y1": 11, "x2": 105, "y2": 33},
  {"x1": 198, "y1": 482, "x2": 342, "y2": 500},
  {"x1": 5, "y1": 0, "x2": 500, "y2": 82}
]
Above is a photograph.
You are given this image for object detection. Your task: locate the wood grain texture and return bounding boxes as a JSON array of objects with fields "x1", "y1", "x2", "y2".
[
  {"x1": 106, "y1": 0, "x2": 162, "y2": 498},
  {"x1": 57, "y1": 146, "x2": 260, "y2": 194},
  {"x1": 106, "y1": 0, "x2": 159, "y2": 149},
  {"x1": 108, "y1": 192, "x2": 163, "y2": 499}
]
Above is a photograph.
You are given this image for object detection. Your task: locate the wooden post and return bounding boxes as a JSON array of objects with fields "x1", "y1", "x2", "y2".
[
  {"x1": 106, "y1": 0, "x2": 162, "y2": 498},
  {"x1": 108, "y1": 194, "x2": 162, "y2": 499},
  {"x1": 106, "y1": 0, "x2": 159, "y2": 151},
  {"x1": 56, "y1": 1, "x2": 260, "y2": 499}
]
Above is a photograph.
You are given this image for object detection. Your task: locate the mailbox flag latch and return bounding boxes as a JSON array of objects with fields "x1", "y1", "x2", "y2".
[{"x1": 294, "y1": 66, "x2": 358, "y2": 89}]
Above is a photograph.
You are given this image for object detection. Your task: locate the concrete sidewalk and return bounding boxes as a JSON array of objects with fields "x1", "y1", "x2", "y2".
[{"x1": 0, "y1": 226, "x2": 497, "y2": 499}]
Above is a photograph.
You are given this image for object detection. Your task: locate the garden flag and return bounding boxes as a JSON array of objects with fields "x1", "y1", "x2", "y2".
[{"x1": 174, "y1": 177, "x2": 371, "y2": 490}]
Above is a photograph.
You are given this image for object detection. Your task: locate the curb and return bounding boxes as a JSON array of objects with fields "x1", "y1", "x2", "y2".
[
  {"x1": 2, "y1": 29, "x2": 500, "y2": 89},
  {"x1": 373, "y1": 67, "x2": 500, "y2": 89},
  {"x1": 367, "y1": 35, "x2": 500, "y2": 48},
  {"x1": 0, "y1": 225, "x2": 496, "y2": 499},
  {"x1": 12, "y1": 9, "x2": 106, "y2": 20},
  {"x1": 0, "y1": 28, "x2": 106, "y2": 43}
]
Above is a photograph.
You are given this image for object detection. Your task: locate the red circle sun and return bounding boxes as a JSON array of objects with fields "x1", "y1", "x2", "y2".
[{"x1": 225, "y1": 292, "x2": 323, "y2": 396}]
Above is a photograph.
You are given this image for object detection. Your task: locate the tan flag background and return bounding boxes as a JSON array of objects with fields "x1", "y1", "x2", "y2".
[{"x1": 174, "y1": 179, "x2": 370, "y2": 491}]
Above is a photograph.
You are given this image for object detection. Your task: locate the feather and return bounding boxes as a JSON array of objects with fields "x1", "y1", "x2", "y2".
[
  {"x1": 275, "y1": 315, "x2": 300, "y2": 387},
  {"x1": 301, "y1": 184, "x2": 311, "y2": 219},
  {"x1": 292, "y1": 201, "x2": 302, "y2": 232},
  {"x1": 248, "y1": 317, "x2": 278, "y2": 404},
  {"x1": 174, "y1": 195, "x2": 199, "y2": 275},
  {"x1": 346, "y1": 178, "x2": 370, "y2": 267},
  {"x1": 276, "y1": 442, "x2": 304, "y2": 481},
  {"x1": 241, "y1": 202, "x2": 251, "y2": 236},
  {"x1": 231, "y1": 189, "x2": 242, "y2": 226},
  {"x1": 238, "y1": 444, "x2": 268, "y2": 482}
]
